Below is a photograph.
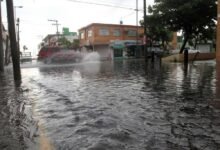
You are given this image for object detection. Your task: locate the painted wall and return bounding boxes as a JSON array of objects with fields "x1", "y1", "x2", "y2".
[{"x1": 79, "y1": 23, "x2": 144, "y2": 46}]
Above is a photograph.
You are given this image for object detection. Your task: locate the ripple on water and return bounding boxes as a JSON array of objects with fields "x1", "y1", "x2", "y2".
[
  {"x1": 87, "y1": 139, "x2": 125, "y2": 150},
  {"x1": 17, "y1": 60, "x2": 220, "y2": 149}
]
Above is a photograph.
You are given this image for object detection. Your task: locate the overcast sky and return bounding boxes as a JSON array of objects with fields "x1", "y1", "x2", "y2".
[{"x1": 1, "y1": 0, "x2": 154, "y2": 56}]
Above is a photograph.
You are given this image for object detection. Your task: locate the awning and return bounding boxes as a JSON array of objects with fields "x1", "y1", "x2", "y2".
[{"x1": 111, "y1": 44, "x2": 125, "y2": 49}]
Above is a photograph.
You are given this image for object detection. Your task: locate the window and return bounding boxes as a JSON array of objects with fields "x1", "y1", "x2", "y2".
[
  {"x1": 113, "y1": 29, "x2": 121, "y2": 36},
  {"x1": 88, "y1": 30, "x2": 92, "y2": 37},
  {"x1": 99, "y1": 28, "x2": 109, "y2": 36},
  {"x1": 127, "y1": 30, "x2": 137, "y2": 37},
  {"x1": 80, "y1": 32, "x2": 85, "y2": 39}
]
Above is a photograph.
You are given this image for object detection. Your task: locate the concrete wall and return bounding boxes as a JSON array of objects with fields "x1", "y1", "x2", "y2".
[
  {"x1": 162, "y1": 53, "x2": 216, "y2": 62},
  {"x1": 196, "y1": 44, "x2": 211, "y2": 53}
]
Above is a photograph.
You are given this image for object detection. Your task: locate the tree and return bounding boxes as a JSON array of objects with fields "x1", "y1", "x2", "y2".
[
  {"x1": 58, "y1": 37, "x2": 80, "y2": 49},
  {"x1": 150, "y1": 0, "x2": 217, "y2": 53},
  {"x1": 190, "y1": 26, "x2": 216, "y2": 49},
  {"x1": 72, "y1": 39, "x2": 80, "y2": 49},
  {"x1": 140, "y1": 6, "x2": 173, "y2": 50},
  {"x1": 23, "y1": 45, "x2": 28, "y2": 51},
  {"x1": 58, "y1": 37, "x2": 72, "y2": 48}
]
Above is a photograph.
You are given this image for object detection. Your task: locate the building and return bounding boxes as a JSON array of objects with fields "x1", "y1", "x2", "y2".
[
  {"x1": 40, "y1": 28, "x2": 78, "y2": 48},
  {"x1": 78, "y1": 23, "x2": 144, "y2": 60}
]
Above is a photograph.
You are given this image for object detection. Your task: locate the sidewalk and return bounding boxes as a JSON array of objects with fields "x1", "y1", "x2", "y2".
[{"x1": 0, "y1": 72, "x2": 38, "y2": 150}]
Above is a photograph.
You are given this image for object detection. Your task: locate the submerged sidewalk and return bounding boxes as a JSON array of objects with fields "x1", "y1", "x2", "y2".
[{"x1": 0, "y1": 72, "x2": 38, "y2": 150}]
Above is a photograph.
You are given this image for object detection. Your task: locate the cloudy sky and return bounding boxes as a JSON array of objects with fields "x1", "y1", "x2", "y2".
[{"x1": 1, "y1": 0, "x2": 154, "y2": 56}]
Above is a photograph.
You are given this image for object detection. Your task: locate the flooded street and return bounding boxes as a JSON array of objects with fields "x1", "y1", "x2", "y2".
[{"x1": 1, "y1": 59, "x2": 220, "y2": 150}]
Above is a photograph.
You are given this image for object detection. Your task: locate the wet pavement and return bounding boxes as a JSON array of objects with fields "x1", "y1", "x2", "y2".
[
  {"x1": 1, "y1": 59, "x2": 220, "y2": 150},
  {"x1": 0, "y1": 69, "x2": 38, "y2": 150}
]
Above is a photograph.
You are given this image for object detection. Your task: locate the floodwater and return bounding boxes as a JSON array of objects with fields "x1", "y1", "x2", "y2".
[{"x1": 1, "y1": 59, "x2": 220, "y2": 150}]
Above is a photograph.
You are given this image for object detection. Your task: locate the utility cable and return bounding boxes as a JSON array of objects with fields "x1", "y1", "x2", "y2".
[
  {"x1": 121, "y1": 11, "x2": 136, "y2": 19},
  {"x1": 66, "y1": 0, "x2": 136, "y2": 11},
  {"x1": 90, "y1": 0, "x2": 135, "y2": 9}
]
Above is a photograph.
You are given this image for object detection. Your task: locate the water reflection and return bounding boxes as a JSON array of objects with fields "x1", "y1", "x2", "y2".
[
  {"x1": 212, "y1": 61, "x2": 220, "y2": 109},
  {"x1": 1, "y1": 60, "x2": 220, "y2": 149}
]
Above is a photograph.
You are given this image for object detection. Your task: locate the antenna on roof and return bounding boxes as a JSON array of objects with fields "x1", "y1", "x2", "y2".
[{"x1": 120, "y1": 20, "x2": 123, "y2": 25}]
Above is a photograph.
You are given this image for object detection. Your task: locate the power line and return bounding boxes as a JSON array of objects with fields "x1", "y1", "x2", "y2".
[
  {"x1": 90, "y1": 0, "x2": 135, "y2": 9},
  {"x1": 121, "y1": 11, "x2": 136, "y2": 19},
  {"x1": 66, "y1": 0, "x2": 137, "y2": 11}
]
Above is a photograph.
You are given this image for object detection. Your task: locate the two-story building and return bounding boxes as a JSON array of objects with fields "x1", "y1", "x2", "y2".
[
  {"x1": 40, "y1": 28, "x2": 78, "y2": 48},
  {"x1": 78, "y1": 23, "x2": 144, "y2": 60}
]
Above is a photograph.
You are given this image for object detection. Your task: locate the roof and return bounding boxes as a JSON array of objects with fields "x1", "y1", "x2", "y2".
[
  {"x1": 43, "y1": 33, "x2": 78, "y2": 42},
  {"x1": 43, "y1": 34, "x2": 57, "y2": 42},
  {"x1": 78, "y1": 23, "x2": 143, "y2": 31}
]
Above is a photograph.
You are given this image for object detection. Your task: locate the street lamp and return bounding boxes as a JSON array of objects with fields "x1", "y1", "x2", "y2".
[
  {"x1": 16, "y1": 18, "x2": 20, "y2": 53},
  {"x1": 14, "y1": 6, "x2": 23, "y2": 53},
  {"x1": 14, "y1": 5, "x2": 23, "y2": 20},
  {"x1": 14, "y1": 6, "x2": 23, "y2": 8}
]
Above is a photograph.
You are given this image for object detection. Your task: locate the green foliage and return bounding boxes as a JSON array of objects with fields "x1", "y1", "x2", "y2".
[
  {"x1": 150, "y1": 0, "x2": 217, "y2": 53},
  {"x1": 58, "y1": 37, "x2": 80, "y2": 49},
  {"x1": 73, "y1": 39, "x2": 80, "y2": 49},
  {"x1": 140, "y1": 10, "x2": 173, "y2": 50},
  {"x1": 58, "y1": 37, "x2": 72, "y2": 48}
]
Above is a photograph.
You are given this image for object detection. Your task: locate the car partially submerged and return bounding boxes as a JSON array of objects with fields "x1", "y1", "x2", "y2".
[{"x1": 37, "y1": 47, "x2": 83, "y2": 63}]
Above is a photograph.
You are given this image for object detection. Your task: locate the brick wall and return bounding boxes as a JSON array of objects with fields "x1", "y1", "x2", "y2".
[
  {"x1": 79, "y1": 24, "x2": 144, "y2": 46},
  {"x1": 79, "y1": 23, "x2": 178, "y2": 49}
]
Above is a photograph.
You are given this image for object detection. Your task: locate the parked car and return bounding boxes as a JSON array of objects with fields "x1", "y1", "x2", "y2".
[{"x1": 37, "y1": 47, "x2": 82, "y2": 63}]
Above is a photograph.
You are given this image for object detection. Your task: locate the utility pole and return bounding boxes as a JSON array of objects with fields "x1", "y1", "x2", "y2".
[
  {"x1": 48, "y1": 19, "x2": 61, "y2": 45},
  {"x1": 6, "y1": 0, "x2": 21, "y2": 81},
  {"x1": 135, "y1": 0, "x2": 139, "y2": 58},
  {"x1": 136, "y1": 0, "x2": 138, "y2": 46},
  {"x1": 0, "y1": 0, "x2": 4, "y2": 72},
  {"x1": 143, "y1": 0, "x2": 148, "y2": 60}
]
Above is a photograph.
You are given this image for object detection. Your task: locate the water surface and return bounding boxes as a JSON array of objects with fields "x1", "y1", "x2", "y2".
[{"x1": 2, "y1": 59, "x2": 220, "y2": 150}]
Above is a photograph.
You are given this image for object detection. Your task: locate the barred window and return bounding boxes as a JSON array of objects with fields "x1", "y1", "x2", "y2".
[
  {"x1": 99, "y1": 28, "x2": 109, "y2": 36},
  {"x1": 113, "y1": 29, "x2": 121, "y2": 36},
  {"x1": 127, "y1": 30, "x2": 137, "y2": 37}
]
